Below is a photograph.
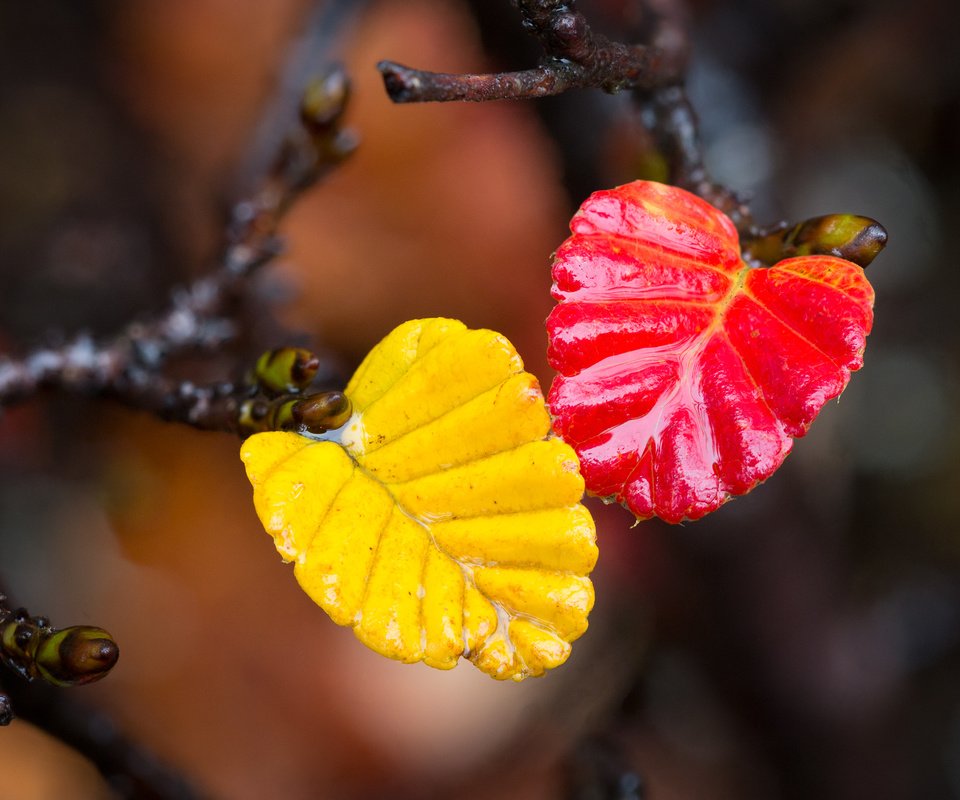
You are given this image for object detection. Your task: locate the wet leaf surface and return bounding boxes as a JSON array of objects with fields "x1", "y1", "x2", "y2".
[
  {"x1": 547, "y1": 181, "x2": 875, "y2": 523},
  {"x1": 242, "y1": 318, "x2": 597, "y2": 680}
]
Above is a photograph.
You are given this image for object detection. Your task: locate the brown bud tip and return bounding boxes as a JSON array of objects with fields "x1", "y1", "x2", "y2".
[
  {"x1": 292, "y1": 391, "x2": 353, "y2": 433},
  {"x1": 254, "y1": 348, "x2": 321, "y2": 394},
  {"x1": 291, "y1": 353, "x2": 321, "y2": 386},
  {"x1": 790, "y1": 214, "x2": 888, "y2": 267},
  {"x1": 36, "y1": 627, "x2": 119, "y2": 687},
  {"x1": 743, "y1": 214, "x2": 888, "y2": 268},
  {"x1": 837, "y1": 219, "x2": 887, "y2": 267}
]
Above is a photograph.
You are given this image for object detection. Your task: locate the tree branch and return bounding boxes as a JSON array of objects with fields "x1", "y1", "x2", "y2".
[
  {"x1": 378, "y1": 0, "x2": 689, "y2": 103},
  {"x1": 378, "y1": 1, "x2": 882, "y2": 268},
  {"x1": 634, "y1": 85, "x2": 757, "y2": 233},
  {"x1": 376, "y1": 1, "x2": 760, "y2": 234},
  {"x1": 0, "y1": 68, "x2": 355, "y2": 433}
]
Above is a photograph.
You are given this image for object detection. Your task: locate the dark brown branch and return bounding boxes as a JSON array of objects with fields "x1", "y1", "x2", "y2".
[
  {"x1": 634, "y1": 85, "x2": 757, "y2": 233},
  {"x1": 239, "y1": 0, "x2": 368, "y2": 189},
  {"x1": 380, "y1": 63, "x2": 567, "y2": 103},
  {"x1": 377, "y1": 0, "x2": 767, "y2": 240},
  {"x1": 109, "y1": 374, "x2": 253, "y2": 435},
  {"x1": 378, "y1": 0, "x2": 688, "y2": 103},
  {"x1": 0, "y1": 68, "x2": 355, "y2": 432},
  {"x1": 0, "y1": 276, "x2": 248, "y2": 409},
  {"x1": 0, "y1": 693, "x2": 12, "y2": 726}
]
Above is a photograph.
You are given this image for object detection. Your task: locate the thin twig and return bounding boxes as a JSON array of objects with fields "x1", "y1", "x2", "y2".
[
  {"x1": 634, "y1": 85, "x2": 757, "y2": 233},
  {"x1": 0, "y1": 69, "x2": 355, "y2": 433},
  {"x1": 377, "y1": 0, "x2": 757, "y2": 232},
  {"x1": 378, "y1": 0, "x2": 688, "y2": 103},
  {"x1": 376, "y1": 0, "x2": 755, "y2": 231},
  {"x1": 239, "y1": 0, "x2": 368, "y2": 189}
]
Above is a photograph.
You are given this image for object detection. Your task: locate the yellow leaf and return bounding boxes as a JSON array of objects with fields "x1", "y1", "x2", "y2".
[{"x1": 240, "y1": 318, "x2": 598, "y2": 680}]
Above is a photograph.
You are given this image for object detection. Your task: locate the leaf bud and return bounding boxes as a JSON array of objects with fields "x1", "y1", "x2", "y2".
[
  {"x1": 744, "y1": 214, "x2": 888, "y2": 268},
  {"x1": 254, "y1": 348, "x2": 321, "y2": 394},
  {"x1": 291, "y1": 391, "x2": 352, "y2": 434},
  {"x1": 300, "y1": 69, "x2": 350, "y2": 131},
  {"x1": 34, "y1": 626, "x2": 119, "y2": 687},
  {"x1": 267, "y1": 398, "x2": 298, "y2": 431},
  {"x1": 1, "y1": 617, "x2": 37, "y2": 674}
]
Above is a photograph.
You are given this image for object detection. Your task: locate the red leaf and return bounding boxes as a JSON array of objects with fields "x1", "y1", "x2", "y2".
[{"x1": 546, "y1": 181, "x2": 875, "y2": 523}]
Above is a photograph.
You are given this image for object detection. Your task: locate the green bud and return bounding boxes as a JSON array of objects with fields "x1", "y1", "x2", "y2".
[
  {"x1": 256, "y1": 392, "x2": 352, "y2": 434},
  {"x1": 291, "y1": 391, "x2": 352, "y2": 434},
  {"x1": 238, "y1": 399, "x2": 269, "y2": 434},
  {"x1": 300, "y1": 69, "x2": 350, "y2": 131},
  {"x1": 34, "y1": 626, "x2": 119, "y2": 687},
  {"x1": 744, "y1": 214, "x2": 887, "y2": 268},
  {"x1": 254, "y1": 348, "x2": 321, "y2": 394},
  {"x1": 2, "y1": 614, "x2": 119, "y2": 687},
  {"x1": 267, "y1": 398, "x2": 299, "y2": 431},
  {"x1": 1, "y1": 615, "x2": 38, "y2": 675}
]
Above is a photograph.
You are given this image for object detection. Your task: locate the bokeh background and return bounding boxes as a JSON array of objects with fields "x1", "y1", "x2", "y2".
[{"x1": 0, "y1": 1, "x2": 958, "y2": 798}]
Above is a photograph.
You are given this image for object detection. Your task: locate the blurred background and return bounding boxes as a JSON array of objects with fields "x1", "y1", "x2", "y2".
[{"x1": 0, "y1": 0, "x2": 958, "y2": 798}]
